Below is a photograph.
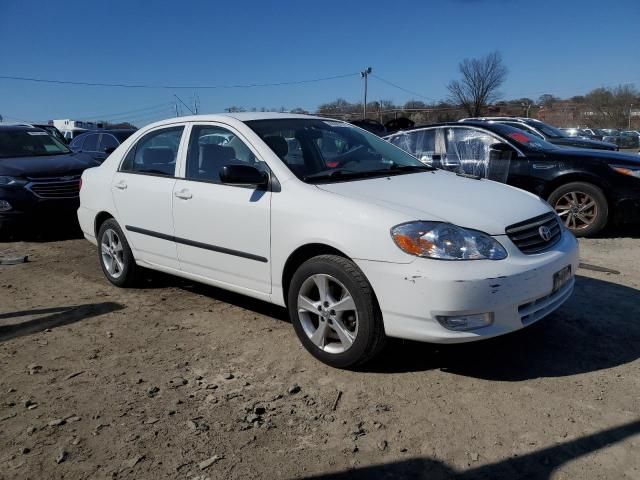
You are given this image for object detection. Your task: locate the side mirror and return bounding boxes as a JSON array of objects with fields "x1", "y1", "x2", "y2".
[
  {"x1": 220, "y1": 164, "x2": 268, "y2": 186},
  {"x1": 104, "y1": 146, "x2": 117, "y2": 155}
]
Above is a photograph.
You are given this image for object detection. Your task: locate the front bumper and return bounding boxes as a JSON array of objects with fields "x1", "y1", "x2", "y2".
[
  {"x1": 0, "y1": 187, "x2": 79, "y2": 227},
  {"x1": 355, "y1": 229, "x2": 579, "y2": 343}
]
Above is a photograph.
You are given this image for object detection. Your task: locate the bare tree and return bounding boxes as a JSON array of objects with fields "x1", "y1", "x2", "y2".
[
  {"x1": 447, "y1": 51, "x2": 508, "y2": 117},
  {"x1": 584, "y1": 85, "x2": 639, "y2": 128}
]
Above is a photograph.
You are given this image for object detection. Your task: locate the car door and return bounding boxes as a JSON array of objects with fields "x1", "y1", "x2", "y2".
[
  {"x1": 80, "y1": 133, "x2": 101, "y2": 160},
  {"x1": 96, "y1": 133, "x2": 119, "y2": 163},
  {"x1": 443, "y1": 126, "x2": 512, "y2": 183},
  {"x1": 172, "y1": 123, "x2": 271, "y2": 294},
  {"x1": 111, "y1": 125, "x2": 186, "y2": 270}
]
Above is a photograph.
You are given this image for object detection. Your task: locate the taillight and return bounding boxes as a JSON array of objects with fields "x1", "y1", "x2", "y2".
[{"x1": 79, "y1": 178, "x2": 83, "y2": 190}]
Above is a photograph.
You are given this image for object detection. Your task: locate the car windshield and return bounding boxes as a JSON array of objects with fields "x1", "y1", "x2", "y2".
[
  {"x1": 246, "y1": 118, "x2": 432, "y2": 183},
  {"x1": 0, "y1": 129, "x2": 71, "y2": 158},
  {"x1": 528, "y1": 121, "x2": 566, "y2": 138}
]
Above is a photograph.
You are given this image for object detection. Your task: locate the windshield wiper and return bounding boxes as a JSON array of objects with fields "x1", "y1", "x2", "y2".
[
  {"x1": 385, "y1": 163, "x2": 435, "y2": 172},
  {"x1": 303, "y1": 169, "x2": 360, "y2": 182}
]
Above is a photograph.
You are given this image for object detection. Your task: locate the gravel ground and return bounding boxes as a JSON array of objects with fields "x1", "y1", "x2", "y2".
[{"x1": 0, "y1": 227, "x2": 639, "y2": 480}]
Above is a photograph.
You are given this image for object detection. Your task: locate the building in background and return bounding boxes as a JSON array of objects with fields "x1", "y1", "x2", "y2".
[{"x1": 51, "y1": 119, "x2": 103, "y2": 140}]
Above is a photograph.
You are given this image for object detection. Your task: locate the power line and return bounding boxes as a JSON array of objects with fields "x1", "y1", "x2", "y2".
[
  {"x1": 371, "y1": 74, "x2": 436, "y2": 102},
  {"x1": 75, "y1": 103, "x2": 173, "y2": 121},
  {"x1": 0, "y1": 72, "x2": 359, "y2": 90}
]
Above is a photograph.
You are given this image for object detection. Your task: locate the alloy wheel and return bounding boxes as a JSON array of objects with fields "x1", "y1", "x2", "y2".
[
  {"x1": 297, "y1": 274, "x2": 359, "y2": 354},
  {"x1": 554, "y1": 191, "x2": 597, "y2": 230},
  {"x1": 101, "y1": 228, "x2": 125, "y2": 279}
]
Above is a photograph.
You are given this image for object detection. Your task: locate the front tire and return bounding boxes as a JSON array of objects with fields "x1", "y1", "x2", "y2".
[
  {"x1": 548, "y1": 182, "x2": 608, "y2": 237},
  {"x1": 287, "y1": 255, "x2": 386, "y2": 369},
  {"x1": 97, "y1": 219, "x2": 139, "y2": 287}
]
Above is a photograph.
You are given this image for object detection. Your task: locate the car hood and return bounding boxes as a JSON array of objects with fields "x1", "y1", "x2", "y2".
[
  {"x1": 551, "y1": 137, "x2": 617, "y2": 150},
  {"x1": 547, "y1": 148, "x2": 640, "y2": 165},
  {"x1": 0, "y1": 152, "x2": 98, "y2": 178},
  {"x1": 316, "y1": 170, "x2": 552, "y2": 235}
]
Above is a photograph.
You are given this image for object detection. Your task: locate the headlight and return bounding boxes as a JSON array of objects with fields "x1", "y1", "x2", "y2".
[
  {"x1": 391, "y1": 221, "x2": 508, "y2": 260},
  {"x1": 610, "y1": 165, "x2": 640, "y2": 178},
  {"x1": 0, "y1": 176, "x2": 26, "y2": 187}
]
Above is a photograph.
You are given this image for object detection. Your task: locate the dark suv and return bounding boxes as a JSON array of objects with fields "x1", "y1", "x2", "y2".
[
  {"x1": 386, "y1": 121, "x2": 640, "y2": 236},
  {"x1": 70, "y1": 129, "x2": 136, "y2": 163},
  {"x1": 460, "y1": 117, "x2": 619, "y2": 151},
  {"x1": 0, "y1": 125, "x2": 98, "y2": 236}
]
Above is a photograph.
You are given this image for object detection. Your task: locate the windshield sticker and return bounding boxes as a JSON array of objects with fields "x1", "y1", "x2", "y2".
[
  {"x1": 323, "y1": 121, "x2": 349, "y2": 128},
  {"x1": 508, "y1": 132, "x2": 531, "y2": 143},
  {"x1": 27, "y1": 131, "x2": 49, "y2": 136}
]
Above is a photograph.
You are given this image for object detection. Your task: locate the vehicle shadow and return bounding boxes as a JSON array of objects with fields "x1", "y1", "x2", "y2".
[
  {"x1": 145, "y1": 271, "x2": 289, "y2": 322},
  {"x1": 299, "y1": 419, "x2": 640, "y2": 480},
  {"x1": 0, "y1": 218, "x2": 83, "y2": 243},
  {"x1": 597, "y1": 223, "x2": 640, "y2": 239},
  {"x1": 365, "y1": 275, "x2": 640, "y2": 379},
  {"x1": 0, "y1": 302, "x2": 124, "y2": 342}
]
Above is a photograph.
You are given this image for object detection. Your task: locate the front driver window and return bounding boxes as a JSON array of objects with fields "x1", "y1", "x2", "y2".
[
  {"x1": 120, "y1": 126, "x2": 184, "y2": 176},
  {"x1": 186, "y1": 125, "x2": 266, "y2": 183},
  {"x1": 445, "y1": 128, "x2": 511, "y2": 182}
]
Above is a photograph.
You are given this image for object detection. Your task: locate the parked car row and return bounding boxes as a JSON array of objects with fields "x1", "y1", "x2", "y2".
[
  {"x1": 459, "y1": 117, "x2": 619, "y2": 151},
  {"x1": 562, "y1": 127, "x2": 640, "y2": 149},
  {"x1": 2, "y1": 113, "x2": 639, "y2": 369}
]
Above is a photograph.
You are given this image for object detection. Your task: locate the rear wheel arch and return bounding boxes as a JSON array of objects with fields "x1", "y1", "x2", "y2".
[{"x1": 94, "y1": 211, "x2": 115, "y2": 238}]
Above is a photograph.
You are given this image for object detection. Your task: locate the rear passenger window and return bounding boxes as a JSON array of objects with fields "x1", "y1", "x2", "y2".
[
  {"x1": 82, "y1": 134, "x2": 99, "y2": 152},
  {"x1": 120, "y1": 126, "x2": 184, "y2": 177},
  {"x1": 185, "y1": 125, "x2": 266, "y2": 183}
]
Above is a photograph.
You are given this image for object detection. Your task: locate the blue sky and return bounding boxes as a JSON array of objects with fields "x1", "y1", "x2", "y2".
[{"x1": 1, "y1": 0, "x2": 639, "y2": 126}]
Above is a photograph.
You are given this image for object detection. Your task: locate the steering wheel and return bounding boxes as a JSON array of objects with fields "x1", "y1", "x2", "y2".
[{"x1": 330, "y1": 145, "x2": 366, "y2": 168}]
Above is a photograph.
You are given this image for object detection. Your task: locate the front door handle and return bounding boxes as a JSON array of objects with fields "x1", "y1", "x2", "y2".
[
  {"x1": 114, "y1": 181, "x2": 127, "y2": 190},
  {"x1": 174, "y1": 189, "x2": 192, "y2": 200}
]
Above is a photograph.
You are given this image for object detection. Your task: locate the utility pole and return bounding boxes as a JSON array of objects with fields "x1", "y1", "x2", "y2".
[
  {"x1": 629, "y1": 104, "x2": 633, "y2": 130},
  {"x1": 175, "y1": 101, "x2": 180, "y2": 117},
  {"x1": 193, "y1": 92, "x2": 199, "y2": 115},
  {"x1": 174, "y1": 94, "x2": 195, "y2": 115},
  {"x1": 361, "y1": 67, "x2": 372, "y2": 119}
]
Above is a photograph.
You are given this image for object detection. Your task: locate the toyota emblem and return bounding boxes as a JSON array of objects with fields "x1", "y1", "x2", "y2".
[{"x1": 538, "y1": 225, "x2": 552, "y2": 241}]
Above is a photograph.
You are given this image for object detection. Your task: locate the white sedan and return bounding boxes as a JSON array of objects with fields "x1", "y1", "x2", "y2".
[{"x1": 78, "y1": 113, "x2": 579, "y2": 368}]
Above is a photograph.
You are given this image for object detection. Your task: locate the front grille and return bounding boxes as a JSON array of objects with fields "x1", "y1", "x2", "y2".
[
  {"x1": 518, "y1": 277, "x2": 574, "y2": 325},
  {"x1": 506, "y1": 212, "x2": 561, "y2": 254},
  {"x1": 27, "y1": 176, "x2": 81, "y2": 199}
]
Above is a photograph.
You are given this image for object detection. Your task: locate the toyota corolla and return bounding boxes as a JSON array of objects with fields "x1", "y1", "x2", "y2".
[{"x1": 78, "y1": 113, "x2": 578, "y2": 368}]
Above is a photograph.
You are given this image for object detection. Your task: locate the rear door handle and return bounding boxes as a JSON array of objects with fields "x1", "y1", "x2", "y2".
[
  {"x1": 174, "y1": 189, "x2": 192, "y2": 200},
  {"x1": 114, "y1": 181, "x2": 127, "y2": 190}
]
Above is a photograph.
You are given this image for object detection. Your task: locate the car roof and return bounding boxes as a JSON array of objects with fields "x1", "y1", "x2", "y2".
[
  {"x1": 0, "y1": 124, "x2": 44, "y2": 132},
  {"x1": 387, "y1": 121, "x2": 486, "y2": 133},
  {"x1": 461, "y1": 116, "x2": 549, "y2": 125},
  {"x1": 142, "y1": 112, "x2": 331, "y2": 130}
]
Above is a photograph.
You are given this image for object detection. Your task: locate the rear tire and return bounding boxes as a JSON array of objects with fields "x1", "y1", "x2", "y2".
[
  {"x1": 97, "y1": 219, "x2": 140, "y2": 287},
  {"x1": 548, "y1": 182, "x2": 608, "y2": 237},
  {"x1": 287, "y1": 255, "x2": 386, "y2": 369}
]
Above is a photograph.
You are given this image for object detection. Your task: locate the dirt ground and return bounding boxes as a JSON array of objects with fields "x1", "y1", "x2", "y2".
[{"x1": 1, "y1": 226, "x2": 639, "y2": 480}]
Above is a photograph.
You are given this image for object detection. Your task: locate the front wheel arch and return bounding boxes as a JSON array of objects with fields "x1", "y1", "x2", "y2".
[{"x1": 282, "y1": 243, "x2": 351, "y2": 308}]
